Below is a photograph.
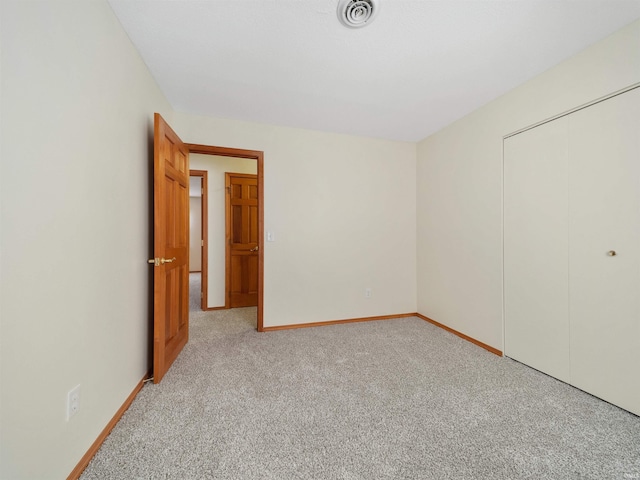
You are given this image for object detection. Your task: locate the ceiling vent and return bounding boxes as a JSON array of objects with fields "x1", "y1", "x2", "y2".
[{"x1": 337, "y1": 0, "x2": 379, "y2": 29}]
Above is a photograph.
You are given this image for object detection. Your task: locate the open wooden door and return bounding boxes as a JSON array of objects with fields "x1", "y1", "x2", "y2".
[
  {"x1": 151, "y1": 113, "x2": 189, "y2": 383},
  {"x1": 226, "y1": 173, "x2": 259, "y2": 308}
]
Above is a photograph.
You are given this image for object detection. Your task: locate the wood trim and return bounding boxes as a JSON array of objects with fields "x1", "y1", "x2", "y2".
[
  {"x1": 201, "y1": 173, "x2": 208, "y2": 311},
  {"x1": 224, "y1": 173, "x2": 231, "y2": 309},
  {"x1": 261, "y1": 313, "x2": 417, "y2": 331},
  {"x1": 256, "y1": 152, "x2": 264, "y2": 332},
  {"x1": 262, "y1": 312, "x2": 502, "y2": 356},
  {"x1": 204, "y1": 306, "x2": 228, "y2": 311},
  {"x1": 67, "y1": 373, "x2": 150, "y2": 480},
  {"x1": 186, "y1": 144, "x2": 264, "y2": 332},
  {"x1": 415, "y1": 313, "x2": 502, "y2": 356},
  {"x1": 186, "y1": 143, "x2": 263, "y2": 159},
  {"x1": 189, "y1": 169, "x2": 208, "y2": 311}
]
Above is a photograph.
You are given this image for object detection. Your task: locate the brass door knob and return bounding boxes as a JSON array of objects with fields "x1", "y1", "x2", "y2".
[
  {"x1": 250, "y1": 246, "x2": 259, "y2": 252},
  {"x1": 161, "y1": 257, "x2": 177, "y2": 264},
  {"x1": 608, "y1": 250, "x2": 617, "y2": 256}
]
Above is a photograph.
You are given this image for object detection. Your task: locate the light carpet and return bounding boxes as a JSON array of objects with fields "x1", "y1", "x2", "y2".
[
  {"x1": 80, "y1": 309, "x2": 640, "y2": 479},
  {"x1": 189, "y1": 272, "x2": 201, "y2": 312}
]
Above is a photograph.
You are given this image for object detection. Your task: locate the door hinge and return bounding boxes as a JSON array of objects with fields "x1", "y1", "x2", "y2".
[
  {"x1": 227, "y1": 185, "x2": 231, "y2": 194},
  {"x1": 201, "y1": 187, "x2": 204, "y2": 195},
  {"x1": 201, "y1": 239, "x2": 204, "y2": 247}
]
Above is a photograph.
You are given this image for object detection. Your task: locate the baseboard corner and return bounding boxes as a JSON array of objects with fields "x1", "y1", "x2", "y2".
[{"x1": 415, "y1": 313, "x2": 502, "y2": 357}]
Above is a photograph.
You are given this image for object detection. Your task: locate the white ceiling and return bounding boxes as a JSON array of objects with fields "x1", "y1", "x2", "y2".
[{"x1": 109, "y1": 1, "x2": 640, "y2": 142}]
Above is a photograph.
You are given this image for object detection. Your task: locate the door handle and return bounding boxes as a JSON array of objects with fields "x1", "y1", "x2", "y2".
[
  {"x1": 607, "y1": 250, "x2": 617, "y2": 256},
  {"x1": 148, "y1": 257, "x2": 176, "y2": 265},
  {"x1": 250, "y1": 246, "x2": 259, "y2": 252}
]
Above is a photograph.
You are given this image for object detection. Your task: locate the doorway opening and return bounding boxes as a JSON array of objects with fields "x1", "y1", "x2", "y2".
[
  {"x1": 188, "y1": 170, "x2": 208, "y2": 312},
  {"x1": 186, "y1": 144, "x2": 264, "y2": 332}
]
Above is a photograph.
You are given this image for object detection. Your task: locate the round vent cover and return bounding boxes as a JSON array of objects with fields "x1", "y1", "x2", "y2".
[{"x1": 337, "y1": 0, "x2": 379, "y2": 29}]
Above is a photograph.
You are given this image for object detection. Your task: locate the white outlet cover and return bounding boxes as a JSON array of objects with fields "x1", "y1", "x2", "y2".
[{"x1": 67, "y1": 385, "x2": 81, "y2": 421}]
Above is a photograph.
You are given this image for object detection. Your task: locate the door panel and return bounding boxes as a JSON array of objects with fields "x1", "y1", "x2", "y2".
[
  {"x1": 226, "y1": 173, "x2": 259, "y2": 308},
  {"x1": 568, "y1": 89, "x2": 640, "y2": 415},
  {"x1": 153, "y1": 113, "x2": 189, "y2": 384},
  {"x1": 504, "y1": 117, "x2": 570, "y2": 382},
  {"x1": 249, "y1": 206, "x2": 259, "y2": 244}
]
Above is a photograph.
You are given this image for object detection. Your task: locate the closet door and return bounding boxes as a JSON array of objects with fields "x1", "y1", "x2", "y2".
[
  {"x1": 568, "y1": 88, "x2": 640, "y2": 415},
  {"x1": 504, "y1": 118, "x2": 570, "y2": 382}
]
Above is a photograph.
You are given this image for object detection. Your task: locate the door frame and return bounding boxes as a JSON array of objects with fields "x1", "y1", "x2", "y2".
[
  {"x1": 189, "y1": 169, "x2": 208, "y2": 311},
  {"x1": 186, "y1": 143, "x2": 264, "y2": 332}
]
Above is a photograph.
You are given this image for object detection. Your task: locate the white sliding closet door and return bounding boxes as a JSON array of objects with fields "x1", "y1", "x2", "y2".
[
  {"x1": 504, "y1": 87, "x2": 640, "y2": 416},
  {"x1": 568, "y1": 88, "x2": 640, "y2": 415},
  {"x1": 504, "y1": 118, "x2": 570, "y2": 382}
]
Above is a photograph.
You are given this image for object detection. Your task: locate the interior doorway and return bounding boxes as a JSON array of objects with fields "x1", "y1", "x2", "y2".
[
  {"x1": 187, "y1": 144, "x2": 264, "y2": 331},
  {"x1": 189, "y1": 170, "x2": 208, "y2": 312}
]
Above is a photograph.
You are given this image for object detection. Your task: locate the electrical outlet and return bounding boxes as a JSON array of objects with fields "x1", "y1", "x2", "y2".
[
  {"x1": 365, "y1": 288, "x2": 372, "y2": 298},
  {"x1": 67, "y1": 385, "x2": 81, "y2": 421}
]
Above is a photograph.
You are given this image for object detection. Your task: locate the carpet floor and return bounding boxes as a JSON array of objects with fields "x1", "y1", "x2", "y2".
[
  {"x1": 189, "y1": 272, "x2": 202, "y2": 312},
  {"x1": 80, "y1": 309, "x2": 640, "y2": 479}
]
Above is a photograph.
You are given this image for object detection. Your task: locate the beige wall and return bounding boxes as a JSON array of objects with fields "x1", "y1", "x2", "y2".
[
  {"x1": 189, "y1": 196, "x2": 202, "y2": 271},
  {"x1": 176, "y1": 114, "x2": 418, "y2": 326},
  {"x1": 0, "y1": 1, "x2": 173, "y2": 478},
  {"x1": 416, "y1": 19, "x2": 640, "y2": 351},
  {"x1": 3, "y1": 1, "x2": 637, "y2": 478},
  {"x1": 0, "y1": 2, "x2": 417, "y2": 476},
  {"x1": 189, "y1": 154, "x2": 257, "y2": 307}
]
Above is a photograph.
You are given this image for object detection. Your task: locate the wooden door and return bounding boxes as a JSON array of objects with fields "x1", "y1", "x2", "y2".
[
  {"x1": 504, "y1": 117, "x2": 571, "y2": 383},
  {"x1": 568, "y1": 88, "x2": 640, "y2": 415},
  {"x1": 226, "y1": 173, "x2": 259, "y2": 308},
  {"x1": 152, "y1": 113, "x2": 189, "y2": 384}
]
